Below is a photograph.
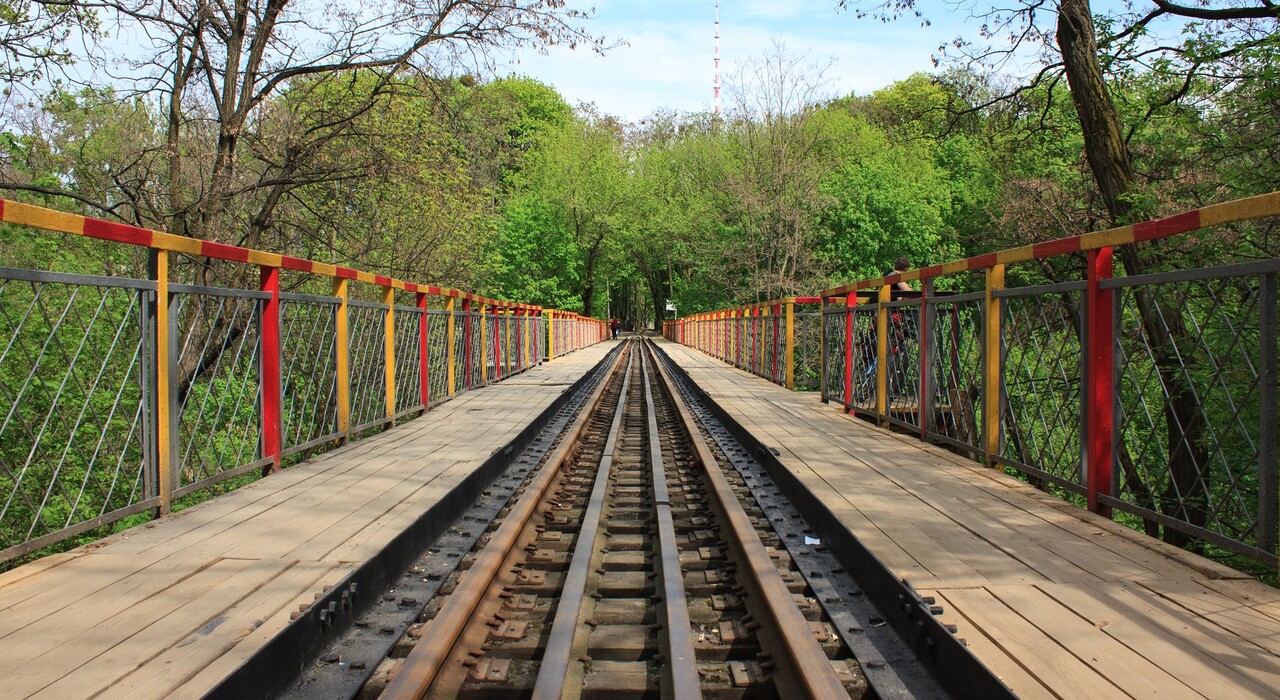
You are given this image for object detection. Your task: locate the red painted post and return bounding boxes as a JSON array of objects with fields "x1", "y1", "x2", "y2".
[
  {"x1": 844, "y1": 292, "x2": 856, "y2": 411},
  {"x1": 1086, "y1": 247, "x2": 1115, "y2": 516},
  {"x1": 462, "y1": 299, "x2": 473, "y2": 388},
  {"x1": 417, "y1": 292, "x2": 429, "y2": 410},
  {"x1": 259, "y1": 266, "x2": 282, "y2": 473}
]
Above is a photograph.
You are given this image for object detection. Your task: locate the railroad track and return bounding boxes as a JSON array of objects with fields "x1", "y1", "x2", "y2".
[
  {"x1": 359, "y1": 340, "x2": 858, "y2": 699},
  {"x1": 267, "y1": 338, "x2": 983, "y2": 700}
]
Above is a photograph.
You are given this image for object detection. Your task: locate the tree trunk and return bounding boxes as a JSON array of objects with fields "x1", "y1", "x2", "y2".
[
  {"x1": 1057, "y1": 0, "x2": 1209, "y2": 548},
  {"x1": 1056, "y1": 0, "x2": 1135, "y2": 222}
]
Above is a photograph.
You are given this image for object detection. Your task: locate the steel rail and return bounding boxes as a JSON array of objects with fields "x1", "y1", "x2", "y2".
[
  {"x1": 380, "y1": 344, "x2": 629, "y2": 699},
  {"x1": 647, "y1": 340, "x2": 851, "y2": 699},
  {"x1": 641, "y1": 351, "x2": 703, "y2": 699},
  {"x1": 531, "y1": 347, "x2": 634, "y2": 698}
]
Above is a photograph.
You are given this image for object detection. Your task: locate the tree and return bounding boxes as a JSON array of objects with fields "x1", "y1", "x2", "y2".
[
  {"x1": 0, "y1": 1, "x2": 95, "y2": 85},
  {"x1": 719, "y1": 44, "x2": 837, "y2": 301},
  {"x1": 2, "y1": 0, "x2": 602, "y2": 250},
  {"x1": 511, "y1": 111, "x2": 628, "y2": 316}
]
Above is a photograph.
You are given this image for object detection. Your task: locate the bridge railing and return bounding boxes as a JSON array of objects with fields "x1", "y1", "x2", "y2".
[
  {"x1": 817, "y1": 193, "x2": 1280, "y2": 570},
  {"x1": 663, "y1": 297, "x2": 822, "y2": 390},
  {"x1": 0, "y1": 198, "x2": 602, "y2": 566},
  {"x1": 547, "y1": 310, "x2": 608, "y2": 361}
]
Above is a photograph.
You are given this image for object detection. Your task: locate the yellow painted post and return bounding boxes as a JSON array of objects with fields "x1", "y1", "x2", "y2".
[
  {"x1": 480, "y1": 303, "x2": 488, "y2": 384},
  {"x1": 785, "y1": 299, "x2": 796, "y2": 390},
  {"x1": 383, "y1": 286, "x2": 396, "y2": 421},
  {"x1": 984, "y1": 264, "x2": 1006, "y2": 466},
  {"x1": 446, "y1": 296, "x2": 457, "y2": 396},
  {"x1": 877, "y1": 284, "x2": 890, "y2": 424},
  {"x1": 153, "y1": 250, "x2": 173, "y2": 514},
  {"x1": 333, "y1": 278, "x2": 351, "y2": 442}
]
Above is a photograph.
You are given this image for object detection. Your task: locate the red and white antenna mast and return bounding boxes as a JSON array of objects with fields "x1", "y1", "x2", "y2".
[{"x1": 714, "y1": 2, "x2": 721, "y2": 115}]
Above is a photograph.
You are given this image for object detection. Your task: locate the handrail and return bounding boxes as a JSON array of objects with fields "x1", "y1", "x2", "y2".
[
  {"x1": 666, "y1": 191, "x2": 1280, "y2": 571},
  {"x1": 0, "y1": 198, "x2": 606, "y2": 565}
]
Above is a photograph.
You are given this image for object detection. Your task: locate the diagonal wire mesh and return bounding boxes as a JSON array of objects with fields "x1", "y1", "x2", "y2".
[
  {"x1": 280, "y1": 295, "x2": 338, "y2": 454},
  {"x1": 1113, "y1": 265, "x2": 1276, "y2": 561},
  {"x1": 795, "y1": 311, "x2": 822, "y2": 390},
  {"x1": 394, "y1": 306, "x2": 423, "y2": 414},
  {"x1": 0, "y1": 271, "x2": 151, "y2": 561},
  {"x1": 884, "y1": 302, "x2": 922, "y2": 427},
  {"x1": 453, "y1": 309, "x2": 468, "y2": 391},
  {"x1": 171, "y1": 288, "x2": 263, "y2": 490},
  {"x1": 927, "y1": 296, "x2": 984, "y2": 454},
  {"x1": 848, "y1": 306, "x2": 879, "y2": 414},
  {"x1": 1000, "y1": 287, "x2": 1085, "y2": 491},
  {"x1": 767, "y1": 313, "x2": 782, "y2": 383},
  {"x1": 822, "y1": 305, "x2": 849, "y2": 404},
  {"x1": 348, "y1": 302, "x2": 387, "y2": 430},
  {"x1": 468, "y1": 311, "x2": 483, "y2": 386},
  {"x1": 426, "y1": 310, "x2": 449, "y2": 403}
]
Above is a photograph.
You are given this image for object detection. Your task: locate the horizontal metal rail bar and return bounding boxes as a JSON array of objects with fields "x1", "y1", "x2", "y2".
[
  {"x1": 281, "y1": 431, "x2": 344, "y2": 459},
  {"x1": 279, "y1": 292, "x2": 340, "y2": 304},
  {"x1": 347, "y1": 299, "x2": 390, "y2": 310},
  {"x1": 172, "y1": 457, "x2": 275, "y2": 500},
  {"x1": 1101, "y1": 257, "x2": 1280, "y2": 289},
  {"x1": 1098, "y1": 495, "x2": 1280, "y2": 568},
  {"x1": 994, "y1": 280, "x2": 1087, "y2": 298},
  {"x1": 0, "y1": 498, "x2": 161, "y2": 563},
  {"x1": 169, "y1": 283, "x2": 272, "y2": 300},
  {"x1": 991, "y1": 455, "x2": 1087, "y2": 495},
  {"x1": 928, "y1": 290, "x2": 986, "y2": 304},
  {"x1": 0, "y1": 265, "x2": 155, "y2": 290}
]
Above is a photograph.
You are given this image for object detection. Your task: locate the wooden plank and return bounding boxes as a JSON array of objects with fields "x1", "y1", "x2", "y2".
[
  {"x1": 1138, "y1": 578, "x2": 1280, "y2": 656},
  {"x1": 9, "y1": 557, "x2": 261, "y2": 697},
  {"x1": 95, "y1": 560, "x2": 344, "y2": 699},
  {"x1": 658, "y1": 338, "x2": 1280, "y2": 698},
  {"x1": 1039, "y1": 581, "x2": 1279, "y2": 697},
  {"x1": 30, "y1": 558, "x2": 299, "y2": 699},
  {"x1": 987, "y1": 584, "x2": 1200, "y2": 698},
  {"x1": 0, "y1": 344, "x2": 616, "y2": 698},
  {"x1": 928, "y1": 589, "x2": 1059, "y2": 700},
  {"x1": 0, "y1": 549, "x2": 192, "y2": 643}
]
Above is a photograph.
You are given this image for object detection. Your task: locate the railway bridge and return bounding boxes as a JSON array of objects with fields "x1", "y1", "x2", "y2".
[{"x1": 1, "y1": 194, "x2": 1279, "y2": 699}]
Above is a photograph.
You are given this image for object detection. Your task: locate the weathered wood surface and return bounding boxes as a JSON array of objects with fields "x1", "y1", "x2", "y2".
[
  {"x1": 0, "y1": 342, "x2": 617, "y2": 700},
  {"x1": 659, "y1": 338, "x2": 1280, "y2": 700}
]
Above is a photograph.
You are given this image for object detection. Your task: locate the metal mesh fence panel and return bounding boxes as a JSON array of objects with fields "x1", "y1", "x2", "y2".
[
  {"x1": 171, "y1": 287, "x2": 263, "y2": 490},
  {"x1": 0, "y1": 270, "x2": 150, "y2": 560},
  {"x1": 280, "y1": 295, "x2": 339, "y2": 454}
]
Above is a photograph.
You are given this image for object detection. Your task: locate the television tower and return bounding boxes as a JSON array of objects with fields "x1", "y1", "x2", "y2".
[{"x1": 714, "y1": 2, "x2": 721, "y2": 115}]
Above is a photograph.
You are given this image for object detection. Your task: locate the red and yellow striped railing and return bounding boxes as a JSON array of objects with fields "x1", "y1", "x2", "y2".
[
  {"x1": 0, "y1": 198, "x2": 606, "y2": 562},
  {"x1": 664, "y1": 297, "x2": 821, "y2": 390}
]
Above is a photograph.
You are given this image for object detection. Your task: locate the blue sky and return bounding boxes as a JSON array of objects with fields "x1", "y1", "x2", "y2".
[{"x1": 494, "y1": 0, "x2": 995, "y2": 120}]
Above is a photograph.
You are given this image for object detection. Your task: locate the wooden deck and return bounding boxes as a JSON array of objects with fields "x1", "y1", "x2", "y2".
[
  {"x1": 0, "y1": 341, "x2": 618, "y2": 700},
  {"x1": 657, "y1": 338, "x2": 1280, "y2": 700}
]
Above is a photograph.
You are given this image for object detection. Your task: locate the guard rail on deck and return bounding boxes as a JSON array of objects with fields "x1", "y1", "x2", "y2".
[
  {"x1": 0, "y1": 198, "x2": 606, "y2": 565},
  {"x1": 669, "y1": 192, "x2": 1280, "y2": 571},
  {"x1": 662, "y1": 297, "x2": 822, "y2": 390}
]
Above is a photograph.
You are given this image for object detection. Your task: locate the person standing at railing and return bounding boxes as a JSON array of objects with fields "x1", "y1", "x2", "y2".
[{"x1": 888, "y1": 256, "x2": 912, "y2": 293}]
